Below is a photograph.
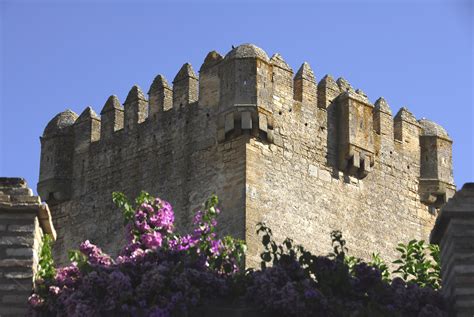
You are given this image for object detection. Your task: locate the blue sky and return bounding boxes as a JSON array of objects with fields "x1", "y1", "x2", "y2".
[{"x1": 0, "y1": 0, "x2": 472, "y2": 192}]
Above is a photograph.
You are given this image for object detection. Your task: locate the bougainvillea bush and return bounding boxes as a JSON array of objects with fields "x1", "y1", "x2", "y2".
[{"x1": 30, "y1": 193, "x2": 446, "y2": 317}]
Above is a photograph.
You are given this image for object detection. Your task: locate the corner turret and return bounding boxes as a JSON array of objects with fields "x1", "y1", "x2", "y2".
[
  {"x1": 217, "y1": 44, "x2": 273, "y2": 142},
  {"x1": 38, "y1": 110, "x2": 78, "y2": 203},
  {"x1": 418, "y1": 119, "x2": 455, "y2": 207}
]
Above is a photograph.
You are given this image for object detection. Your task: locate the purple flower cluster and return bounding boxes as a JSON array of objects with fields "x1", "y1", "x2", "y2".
[
  {"x1": 29, "y1": 196, "x2": 244, "y2": 317},
  {"x1": 79, "y1": 240, "x2": 113, "y2": 266}
]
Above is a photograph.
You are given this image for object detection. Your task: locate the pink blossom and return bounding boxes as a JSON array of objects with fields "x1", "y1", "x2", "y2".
[
  {"x1": 49, "y1": 286, "x2": 61, "y2": 296},
  {"x1": 141, "y1": 231, "x2": 162, "y2": 250},
  {"x1": 28, "y1": 294, "x2": 44, "y2": 308}
]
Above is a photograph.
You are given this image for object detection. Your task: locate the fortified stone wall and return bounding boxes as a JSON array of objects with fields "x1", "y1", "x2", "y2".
[{"x1": 37, "y1": 44, "x2": 455, "y2": 266}]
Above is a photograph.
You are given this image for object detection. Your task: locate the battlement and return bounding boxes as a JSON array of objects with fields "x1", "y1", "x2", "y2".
[{"x1": 38, "y1": 44, "x2": 456, "y2": 265}]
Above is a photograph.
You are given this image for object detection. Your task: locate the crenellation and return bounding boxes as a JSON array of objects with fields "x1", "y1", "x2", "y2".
[
  {"x1": 293, "y1": 62, "x2": 317, "y2": 107},
  {"x1": 123, "y1": 85, "x2": 148, "y2": 131},
  {"x1": 199, "y1": 51, "x2": 223, "y2": 108},
  {"x1": 336, "y1": 77, "x2": 353, "y2": 93},
  {"x1": 173, "y1": 63, "x2": 198, "y2": 108},
  {"x1": 37, "y1": 44, "x2": 455, "y2": 270},
  {"x1": 373, "y1": 97, "x2": 394, "y2": 155},
  {"x1": 315, "y1": 74, "x2": 339, "y2": 166},
  {"x1": 100, "y1": 95, "x2": 124, "y2": 139},
  {"x1": 270, "y1": 53, "x2": 293, "y2": 113},
  {"x1": 74, "y1": 107, "x2": 101, "y2": 151},
  {"x1": 394, "y1": 107, "x2": 421, "y2": 166},
  {"x1": 317, "y1": 74, "x2": 339, "y2": 109},
  {"x1": 148, "y1": 75, "x2": 173, "y2": 116}
]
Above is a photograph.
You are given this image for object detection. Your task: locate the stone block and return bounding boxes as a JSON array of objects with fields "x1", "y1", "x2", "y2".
[
  {"x1": 6, "y1": 248, "x2": 33, "y2": 257},
  {"x1": 308, "y1": 164, "x2": 318, "y2": 178},
  {"x1": 10, "y1": 195, "x2": 40, "y2": 204},
  {"x1": 241, "y1": 112, "x2": 252, "y2": 130},
  {"x1": 7, "y1": 224, "x2": 35, "y2": 232},
  {"x1": 319, "y1": 169, "x2": 332, "y2": 183},
  {"x1": 224, "y1": 112, "x2": 234, "y2": 133},
  {"x1": 258, "y1": 113, "x2": 267, "y2": 132},
  {"x1": 0, "y1": 259, "x2": 33, "y2": 268},
  {"x1": 5, "y1": 272, "x2": 33, "y2": 279},
  {"x1": 0, "y1": 236, "x2": 33, "y2": 246}
]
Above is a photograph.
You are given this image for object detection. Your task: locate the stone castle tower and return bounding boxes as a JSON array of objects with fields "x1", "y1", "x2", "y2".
[{"x1": 38, "y1": 44, "x2": 455, "y2": 266}]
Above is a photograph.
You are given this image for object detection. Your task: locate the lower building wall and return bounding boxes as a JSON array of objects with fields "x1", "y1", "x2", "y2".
[
  {"x1": 245, "y1": 138, "x2": 436, "y2": 268},
  {"x1": 50, "y1": 133, "x2": 249, "y2": 265}
]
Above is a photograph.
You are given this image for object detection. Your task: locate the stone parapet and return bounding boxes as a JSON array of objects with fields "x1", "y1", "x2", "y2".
[
  {"x1": 431, "y1": 183, "x2": 474, "y2": 317},
  {"x1": 0, "y1": 178, "x2": 55, "y2": 317}
]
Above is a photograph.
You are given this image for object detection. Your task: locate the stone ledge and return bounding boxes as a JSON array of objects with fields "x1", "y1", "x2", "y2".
[{"x1": 430, "y1": 183, "x2": 474, "y2": 244}]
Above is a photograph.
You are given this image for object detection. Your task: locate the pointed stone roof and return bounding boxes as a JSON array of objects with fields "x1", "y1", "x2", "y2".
[
  {"x1": 318, "y1": 74, "x2": 338, "y2": 89},
  {"x1": 270, "y1": 53, "x2": 292, "y2": 72},
  {"x1": 336, "y1": 77, "x2": 353, "y2": 92},
  {"x1": 394, "y1": 107, "x2": 418, "y2": 125},
  {"x1": 374, "y1": 97, "x2": 392, "y2": 115},
  {"x1": 124, "y1": 85, "x2": 146, "y2": 104},
  {"x1": 173, "y1": 63, "x2": 198, "y2": 83},
  {"x1": 419, "y1": 119, "x2": 451, "y2": 140},
  {"x1": 200, "y1": 51, "x2": 223, "y2": 71},
  {"x1": 148, "y1": 75, "x2": 171, "y2": 94},
  {"x1": 43, "y1": 109, "x2": 78, "y2": 137},
  {"x1": 224, "y1": 44, "x2": 269, "y2": 62},
  {"x1": 295, "y1": 62, "x2": 315, "y2": 82},
  {"x1": 76, "y1": 106, "x2": 99, "y2": 124},
  {"x1": 100, "y1": 95, "x2": 123, "y2": 114}
]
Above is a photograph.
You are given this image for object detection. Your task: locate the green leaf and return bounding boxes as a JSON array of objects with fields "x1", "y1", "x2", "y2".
[{"x1": 262, "y1": 234, "x2": 271, "y2": 246}]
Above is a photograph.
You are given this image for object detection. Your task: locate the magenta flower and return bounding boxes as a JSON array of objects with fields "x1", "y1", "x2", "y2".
[
  {"x1": 79, "y1": 240, "x2": 113, "y2": 266},
  {"x1": 49, "y1": 286, "x2": 61, "y2": 296},
  {"x1": 141, "y1": 231, "x2": 163, "y2": 250},
  {"x1": 28, "y1": 294, "x2": 44, "y2": 308},
  {"x1": 210, "y1": 240, "x2": 222, "y2": 255},
  {"x1": 135, "y1": 220, "x2": 151, "y2": 233},
  {"x1": 139, "y1": 203, "x2": 154, "y2": 215}
]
